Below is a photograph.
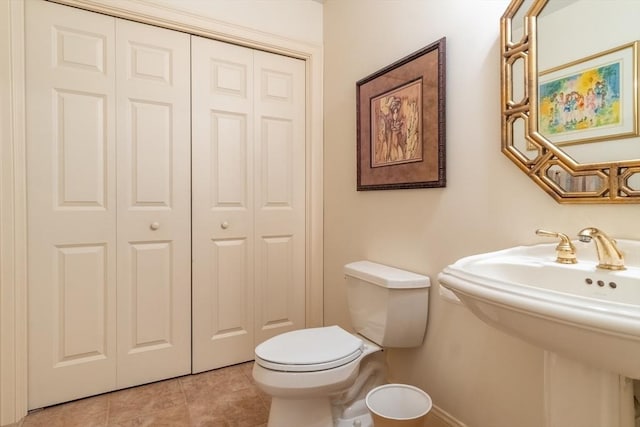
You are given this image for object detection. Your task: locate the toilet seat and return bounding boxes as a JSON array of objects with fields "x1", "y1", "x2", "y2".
[{"x1": 255, "y1": 325, "x2": 364, "y2": 372}]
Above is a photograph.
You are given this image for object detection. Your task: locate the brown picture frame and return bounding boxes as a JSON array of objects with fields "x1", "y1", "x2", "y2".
[{"x1": 356, "y1": 37, "x2": 446, "y2": 190}]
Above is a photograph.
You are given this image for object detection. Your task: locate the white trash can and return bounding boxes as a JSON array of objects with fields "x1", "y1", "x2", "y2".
[{"x1": 365, "y1": 384, "x2": 432, "y2": 427}]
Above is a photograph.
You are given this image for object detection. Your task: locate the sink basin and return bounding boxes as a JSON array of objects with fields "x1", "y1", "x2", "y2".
[{"x1": 438, "y1": 239, "x2": 640, "y2": 379}]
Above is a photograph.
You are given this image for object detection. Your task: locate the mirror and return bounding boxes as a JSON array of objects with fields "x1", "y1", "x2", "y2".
[{"x1": 501, "y1": 0, "x2": 640, "y2": 203}]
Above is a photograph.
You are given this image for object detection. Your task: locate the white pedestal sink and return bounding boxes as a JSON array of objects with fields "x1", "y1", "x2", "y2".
[
  {"x1": 543, "y1": 352, "x2": 633, "y2": 427},
  {"x1": 438, "y1": 239, "x2": 640, "y2": 427}
]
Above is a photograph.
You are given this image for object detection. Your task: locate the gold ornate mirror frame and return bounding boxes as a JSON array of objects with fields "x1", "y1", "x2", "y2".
[{"x1": 501, "y1": 0, "x2": 640, "y2": 203}]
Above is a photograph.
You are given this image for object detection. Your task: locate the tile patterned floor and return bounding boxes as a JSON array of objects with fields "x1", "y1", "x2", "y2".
[{"x1": 22, "y1": 362, "x2": 270, "y2": 427}]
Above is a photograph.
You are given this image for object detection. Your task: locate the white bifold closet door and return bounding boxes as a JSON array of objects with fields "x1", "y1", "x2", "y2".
[
  {"x1": 26, "y1": 0, "x2": 191, "y2": 409},
  {"x1": 191, "y1": 37, "x2": 306, "y2": 373},
  {"x1": 114, "y1": 18, "x2": 191, "y2": 390}
]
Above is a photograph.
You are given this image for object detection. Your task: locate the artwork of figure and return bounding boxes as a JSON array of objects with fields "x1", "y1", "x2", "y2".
[{"x1": 371, "y1": 80, "x2": 423, "y2": 167}]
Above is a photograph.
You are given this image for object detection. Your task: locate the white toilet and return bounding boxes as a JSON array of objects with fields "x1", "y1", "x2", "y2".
[{"x1": 252, "y1": 260, "x2": 431, "y2": 427}]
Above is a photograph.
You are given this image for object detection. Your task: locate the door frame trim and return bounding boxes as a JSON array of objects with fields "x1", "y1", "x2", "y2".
[
  {"x1": 1, "y1": 1, "x2": 27, "y2": 425},
  {"x1": 0, "y1": 0, "x2": 323, "y2": 423}
]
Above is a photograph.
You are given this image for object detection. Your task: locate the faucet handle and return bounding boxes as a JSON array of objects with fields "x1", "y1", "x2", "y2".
[{"x1": 535, "y1": 229, "x2": 578, "y2": 264}]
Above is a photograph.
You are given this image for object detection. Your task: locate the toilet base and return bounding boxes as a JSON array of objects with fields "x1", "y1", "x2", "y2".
[
  {"x1": 268, "y1": 396, "x2": 333, "y2": 427},
  {"x1": 267, "y1": 396, "x2": 374, "y2": 427}
]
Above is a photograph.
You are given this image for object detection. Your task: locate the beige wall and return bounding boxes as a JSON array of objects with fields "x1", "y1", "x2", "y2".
[{"x1": 323, "y1": 1, "x2": 640, "y2": 426}]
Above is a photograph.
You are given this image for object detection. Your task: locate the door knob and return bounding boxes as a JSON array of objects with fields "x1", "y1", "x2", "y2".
[
  {"x1": 221, "y1": 221, "x2": 229, "y2": 229},
  {"x1": 150, "y1": 222, "x2": 160, "y2": 230}
]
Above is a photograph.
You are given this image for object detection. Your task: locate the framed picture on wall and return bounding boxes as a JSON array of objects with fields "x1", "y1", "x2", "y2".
[
  {"x1": 538, "y1": 41, "x2": 639, "y2": 147},
  {"x1": 356, "y1": 37, "x2": 446, "y2": 191}
]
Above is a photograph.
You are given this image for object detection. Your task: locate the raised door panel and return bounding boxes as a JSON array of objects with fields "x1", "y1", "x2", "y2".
[
  {"x1": 253, "y1": 52, "x2": 306, "y2": 344},
  {"x1": 115, "y1": 19, "x2": 191, "y2": 387},
  {"x1": 26, "y1": 0, "x2": 117, "y2": 409},
  {"x1": 55, "y1": 91, "x2": 108, "y2": 208},
  {"x1": 192, "y1": 37, "x2": 255, "y2": 373},
  {"x1": 55, "y1": 244, "x2": 109, "y2": 363}
]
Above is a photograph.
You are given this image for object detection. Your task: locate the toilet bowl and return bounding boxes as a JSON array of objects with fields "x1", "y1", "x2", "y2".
[
  {"x1": 253, "y1": 326, "x2": 383, "y2": 427},
  {"x1": 252, "y1": 261, "x2": 431, "y2": 427}
]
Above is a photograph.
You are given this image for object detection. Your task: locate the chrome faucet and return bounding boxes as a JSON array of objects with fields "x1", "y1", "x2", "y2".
[{"x1": 577, "y1": 227, "x2": 625, "y2": 270}]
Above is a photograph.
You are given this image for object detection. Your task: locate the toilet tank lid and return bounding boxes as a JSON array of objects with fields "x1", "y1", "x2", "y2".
[{"x1": 344, "y1": 261, "x2": 431, "y2": 289}]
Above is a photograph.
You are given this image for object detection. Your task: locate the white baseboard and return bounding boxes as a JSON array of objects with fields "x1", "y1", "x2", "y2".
[{"x1": 429, "y1": 404, "x2": 468, "y2": 427}]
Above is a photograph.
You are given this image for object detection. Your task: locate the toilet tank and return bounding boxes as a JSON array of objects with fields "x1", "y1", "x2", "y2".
[{"x1": 344, "y1": 261, "x2": 430, "y2": 348}]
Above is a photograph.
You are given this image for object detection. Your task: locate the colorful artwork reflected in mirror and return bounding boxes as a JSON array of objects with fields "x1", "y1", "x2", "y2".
[{"x1": 538, "y1": 42, "x2": 638, "y2": 147}]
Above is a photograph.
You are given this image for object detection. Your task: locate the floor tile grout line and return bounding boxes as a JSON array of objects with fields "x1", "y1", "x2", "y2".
[
  {"x1": 177, "y1": 371, "x2": 196, "y2": 427},
  {"x1": 105, "y1": 391, "x2": 112, "y2": 426}
]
